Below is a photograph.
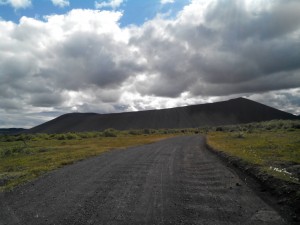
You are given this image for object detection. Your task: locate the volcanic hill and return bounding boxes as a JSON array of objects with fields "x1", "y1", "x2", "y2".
[{"x1": 28, "y1": 98, "x2": 297, "y2": 133}]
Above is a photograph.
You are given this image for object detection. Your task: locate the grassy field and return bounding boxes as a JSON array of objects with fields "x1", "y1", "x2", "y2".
[
  {"x1": 207, "y1": 120, "x2": 300, "y2": 184},
  {"x1": 0, "y1": 130, "x2": 180, "y2": 191}
]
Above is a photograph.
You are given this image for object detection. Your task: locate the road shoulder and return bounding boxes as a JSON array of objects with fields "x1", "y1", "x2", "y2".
[{"x1": 204, "y1": 136, "x2": 299, "y2": 224}]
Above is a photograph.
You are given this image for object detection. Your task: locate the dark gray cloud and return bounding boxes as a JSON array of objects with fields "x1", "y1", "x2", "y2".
[
  {"x1": 29, "y1": 92, "x2": 65, "y2": 107},
  {"x1": 190, "y1": 69, "x2": 300, "y2": 96},
  {"x1": 243, "y1": 1, "x2": 300, "y2": 40},
  {"x1": 129, "y1": 0, "x2": 300, "y2": 99},
  {"x1": 49, "y1": 32, "x2": 139, "y2": 90},
  {"x1": 0, "y1": 98, "x2": 22, "y2": 110}
]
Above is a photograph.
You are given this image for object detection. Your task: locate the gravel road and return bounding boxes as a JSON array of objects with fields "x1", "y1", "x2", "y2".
[{"x1": 0, "y1": 136, "x2": 286, "y2": 225}]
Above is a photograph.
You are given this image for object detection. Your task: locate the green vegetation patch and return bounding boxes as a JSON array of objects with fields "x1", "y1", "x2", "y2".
[
  {"x1": 207, "y1": 120, "x2": 300, "y2": 184},
  {"x1": 0, "y1": 130, "x2": 179, "y2": 191}
]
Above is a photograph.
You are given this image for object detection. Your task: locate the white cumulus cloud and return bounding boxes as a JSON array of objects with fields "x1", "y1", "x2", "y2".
[
  {"x1": 95, "y1": 0, "x2": 123, "y2": 9},
  {"x1": 51, "y1": 0, "x2": 69, "y2": 8},
  {"x1": 0, "y1": 0, "x2": 31, "y2": 9},
  {"x1": 161, "y1": 0, "x2": 174, "y2": 5}
]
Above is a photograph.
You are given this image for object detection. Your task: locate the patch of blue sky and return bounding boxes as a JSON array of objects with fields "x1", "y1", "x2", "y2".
[
  {"x1": 0, "y1": 4, "x2": 16, "y2": 22},
  {"x1": 0, "y1": 0, "x2": 94, "y2": 22},
  {"x1": 119, "y1": 0, "x2": 189, "y2": 27},
  {"x1": 0, "y1": 0, "x2": 189, "y2": 25}
]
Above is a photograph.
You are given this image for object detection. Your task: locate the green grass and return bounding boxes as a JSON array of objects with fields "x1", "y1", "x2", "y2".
[
  {"x1": 207, "y1": 120, "x2": 300, "y2": 184},
  {"x1": 0, "y1": 132, "x2": 178, "y2": 191}
]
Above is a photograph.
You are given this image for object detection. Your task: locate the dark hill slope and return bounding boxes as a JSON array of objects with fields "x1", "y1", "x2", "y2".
[
  {"x1": 28, "y1": 98, "x2": 297, "y2": 133},
  {"x1": 0, "y1": 128, "x2": 27, "y2": 135}
]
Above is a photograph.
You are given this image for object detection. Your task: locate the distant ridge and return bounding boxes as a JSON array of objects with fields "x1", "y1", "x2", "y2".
[
  {"x1": 28, "y1": 98, "x2": 297, "y2": 133},
  {"x1": 0, "y1": 128, "x2": 27, "y2": 135}
]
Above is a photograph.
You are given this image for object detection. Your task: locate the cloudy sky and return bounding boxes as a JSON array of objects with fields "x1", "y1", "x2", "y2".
[{"x1": 0, "y1": 0, "x2": 299, "y2": 128}]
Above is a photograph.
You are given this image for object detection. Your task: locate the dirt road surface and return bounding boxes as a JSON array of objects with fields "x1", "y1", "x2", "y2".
[{"x1": 0, "y1": 136, "x2": 287, "y2": 225}]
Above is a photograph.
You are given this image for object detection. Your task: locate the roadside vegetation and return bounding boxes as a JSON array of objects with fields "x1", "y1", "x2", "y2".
[
  {"x1": 0, "y1": 129, "x2": 189, "y2": 191},
  {"x1": 1, "y1": 120, "x2": 299, "y2": 193},
  {"x1": 207, "y1": 120, "x2": 300, "y2": 184}
]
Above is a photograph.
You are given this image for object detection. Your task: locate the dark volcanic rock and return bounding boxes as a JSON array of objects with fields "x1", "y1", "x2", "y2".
[{"x1": 27, "y1": 98, "x2": 297, "y2": 133}]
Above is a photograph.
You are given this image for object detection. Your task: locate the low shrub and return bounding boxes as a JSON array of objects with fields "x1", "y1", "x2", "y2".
[
  {"x1": 103, "y1": 129, "x2": 117, "y2": 137},
  {"x1": 233, "y1": 132, "x2": 245, "y2": 139},
  {"x1": 65, "y1": 133, "x2": 79, "y2": 140},
  {"x1": 56, "y1": 134, "x2": 66, "y2": 140},
  {"x1": 216, "y1": 127, "x2": 223, "y2": 131},
  {"x1": 0, "y1": 145, "x2": 29, "y2": 157},
  {"x1": 128, "y1": 130, "x2": 142, "y2": 135}
]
